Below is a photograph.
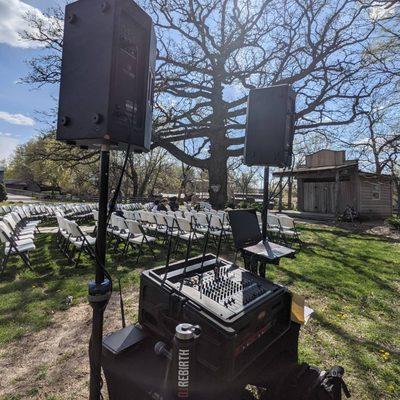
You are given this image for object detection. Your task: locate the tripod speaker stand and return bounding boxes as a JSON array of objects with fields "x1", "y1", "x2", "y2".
[{"x1": 88, "y1": 146, "x2": 112, "y2": 399}]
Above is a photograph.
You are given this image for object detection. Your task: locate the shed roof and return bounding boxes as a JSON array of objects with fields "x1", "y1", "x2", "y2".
[
  {"x1": 358, "y1": 171, "x2": 392, "y2": 180},
  {"x1": 273, "y1": 161, "x2": 358, "y2": 177},
  {"x1": 273, "y1": 163, "x2": 392, "y2": 179}
]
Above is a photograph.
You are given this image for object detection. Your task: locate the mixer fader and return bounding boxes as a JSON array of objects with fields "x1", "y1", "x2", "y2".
[{"x1": 182, "y1": 265, "x2": 272, "y2": 312}]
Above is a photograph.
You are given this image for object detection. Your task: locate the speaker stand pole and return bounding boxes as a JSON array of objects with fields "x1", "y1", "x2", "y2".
[
  {"x1": 88, "y1": 144, "x2": 112, "y2": 400},
  {"x1": 262, "y1": 166, "x2": 269, "y2": 242}
]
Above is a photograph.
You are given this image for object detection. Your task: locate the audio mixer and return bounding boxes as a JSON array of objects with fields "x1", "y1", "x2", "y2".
[
  {"x1": 139, "y1": 254, "x2": 292, "y2": 380},
  {"x1": 168, "y1": 262, "x2": 276, "y2": 320}
]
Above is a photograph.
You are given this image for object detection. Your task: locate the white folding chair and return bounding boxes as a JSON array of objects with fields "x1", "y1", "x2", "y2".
[
  {"x1": 267, "y1": 214, "x2": 282, "y2": 241},
  {"x1": 277, "y1": 214, "x2": 301, "y2": 244},
  {"x1": 209, "y1": 214, "x2": 231, "y2": 241},
  {"x1": 193, "y1": 213, "x2": 210, "y2": 235},
  {"x1": 0, "y1": 225, "x2": 35, "y2": 273},
  {"x1": 112, "y1": 216, "x2": 131, "y2": 253},
  {"x1": 2, "y1": 214, "x2": 36, "y2": 239},
  {"x1": 65, "y1": 220, "x2": 96, "y2": 267},
  {"x1": 154, "y1": 213, "x2": 169, "y2": 239},
  {"x1": 174, "y1": 210, "x2": 184, "y2": 218},
  {"x1": 174, "y1": 217, "x2": 204, "y2": 252},
  {"x1": 125, "y1": 219, "x2": 156, "y2": 263}
]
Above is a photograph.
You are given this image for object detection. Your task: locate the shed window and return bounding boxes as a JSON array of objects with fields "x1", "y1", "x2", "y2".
[{"x1": 372, "y1": 184, "x2": 381, "y2": 200}]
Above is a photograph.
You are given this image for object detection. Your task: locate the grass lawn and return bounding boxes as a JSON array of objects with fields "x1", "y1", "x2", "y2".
[
  {"x1": 0, "y1": 223, "x2": 399, "y2": 399},
  {"x1": 0, "y1": 202, "x2": 24, "y2": 206}
]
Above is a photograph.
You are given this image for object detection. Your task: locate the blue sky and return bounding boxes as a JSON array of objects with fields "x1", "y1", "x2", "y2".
[
  {"x1": 0, "y1": 0, "x2": 395, "y2": 166},
  {"x1": 0, "y1": 0, "x2": 59, "y2": 162}
]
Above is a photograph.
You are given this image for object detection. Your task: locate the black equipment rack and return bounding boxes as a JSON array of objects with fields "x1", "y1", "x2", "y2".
[{"x1": 138, "y1": 253, "x2": 292, "y2": 381}]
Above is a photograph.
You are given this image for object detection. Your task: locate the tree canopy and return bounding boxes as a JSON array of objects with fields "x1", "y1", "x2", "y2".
[{"x1": 14, "y1": 0, "x2": 400, "y2": 208}]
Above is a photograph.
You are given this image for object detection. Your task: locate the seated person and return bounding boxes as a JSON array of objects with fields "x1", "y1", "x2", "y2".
[
  {"x1": 190, "y1": 194, "x2": 201, "y2": 212},
  {"x1": 151, "y1": 200, "x2": 160, "y2": 213},
  {"x1": 157, "y1": 198, "x2": 171, "y2": 212},
  {"x1": 169, "y1": 196, "x2": 179, "y2": 212}
]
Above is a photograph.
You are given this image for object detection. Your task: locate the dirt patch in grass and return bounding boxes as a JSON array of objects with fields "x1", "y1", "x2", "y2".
[{"x1": 0, "y1": 290, "x2": 138, "y2": 400}]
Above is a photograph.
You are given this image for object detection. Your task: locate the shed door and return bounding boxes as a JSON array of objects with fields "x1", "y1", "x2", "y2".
[{"x1": 303, "y1": 182, "x2": 335, "y2": 213}]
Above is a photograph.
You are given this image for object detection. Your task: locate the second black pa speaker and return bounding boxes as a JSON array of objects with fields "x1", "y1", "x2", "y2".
[
  {"x1": 244, "y1": 84, "x2": 295, "y2": 167},
  {"x1": 57, "y1": 0, "x2": 156, "y2": 151}
]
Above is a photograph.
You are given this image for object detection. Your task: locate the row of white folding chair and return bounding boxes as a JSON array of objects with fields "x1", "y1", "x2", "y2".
[
  {"x1": 158, "y1": 211, "x2": 223, "y2": 242},
  {"x1": 109, "y1": 214, "x2": 145, "y2": 239},
  {"x1": 13, "y1": 206, "x2": 42, "y2": 224},
  {"x1": 187, "y1": 212, "x2": 231, "y2": 237},
  {"x1": 143, "y1": 211, "x2": 228, "y2": 237},
  {"x1": 62, "y1": 205, "x2": 94, "y2": 219},
  {"x1": 121, "y1": 210, "x2": 141, "y2": 221},
  {"x1": 132, "y1": 212, "x2": 202, "y2": 244},
  {"x1": 131, "y1": 213, "x2": 171, "y2": 242},
  {"x1": 0, "y1": 215, "x2": 38, "y2": 273},
  {"x1": 118, "y1": 203, "x2": 142, "y2": 212},
  {"x1": 113, "y1": 210, "x2": 232, "y2": 250},
  {"x1": 0, "y1": 202, "x2": 98, "y2": 220},
  {"x1": 256, "y1": 212, "x2": 299, "y2": 241},
  {"x1": 3, "y1": 212, "x2": 40, "y2": 235},
  {"x1": 0, "y1": 205, "x2": 13, "y2": 215},
  {"x1": 110, "y1": 216, "x2": 156, "y2": 261},
  {"x1": 21, "y1": 205, "x2": 47, "y2": 218},
  {"x1": 151, "y1": 214, "x2": 204, "y2": 255},
  {"x1": 0, "y1": 223, "x2": 35, "y2": 273},
  {"x1": 56, "y1": 216, "x2": 96, "y2": 266}
]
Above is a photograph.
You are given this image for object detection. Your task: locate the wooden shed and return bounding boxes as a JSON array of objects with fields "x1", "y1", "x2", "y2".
[{"x1": 274, "y1": 150, "x2": 392, "y2": 218}]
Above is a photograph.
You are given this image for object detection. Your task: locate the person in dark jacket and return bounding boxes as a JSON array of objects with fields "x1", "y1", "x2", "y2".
[
  {"x1": 169, "y1": 196, "x2": 179, "y2": 212},
  {"x1": 157, "y1": 198, "x2": 170, "y2": 212}
]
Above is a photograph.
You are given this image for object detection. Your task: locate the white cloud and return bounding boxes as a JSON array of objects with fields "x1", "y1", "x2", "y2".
[
  {"x1": 0, "y1": 133, "x2": 19, "y2": 161},
  {"x1": 0, "y1": 111, "x2": 35, "y2": 126},
  {"x1": 0, "y1": 0, "x2": 52, "y2": 48}
]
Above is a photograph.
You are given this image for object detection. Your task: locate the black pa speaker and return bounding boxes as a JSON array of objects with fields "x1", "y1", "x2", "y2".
[
  {"x1": 244, "y1": 84, "x2": 295, "y2": 167},
  {"x1": 57, "y1": 0, "x2": 156, "y2": 152}
]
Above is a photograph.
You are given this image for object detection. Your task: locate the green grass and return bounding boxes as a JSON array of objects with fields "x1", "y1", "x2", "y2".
[
  {"x1": 0, "y1": 232, "x2": 166, "y2": 344},
  {"x1": 0, "y1": 201, "x2": 23, "y2": 206},
  {"x1": 0, "y1": 224, "x2": 399, "y2": 399},
  {"x1": 269, "y1": 224, "x2": 400, "y2": 400}
]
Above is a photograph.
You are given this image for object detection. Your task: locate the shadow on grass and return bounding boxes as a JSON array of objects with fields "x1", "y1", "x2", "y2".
[
  {"x1": 0, "y1": 231, "x2": 232, "y2": 343},
  {"x1": 299, "y1": 232, "x2": 398, "y2": 298},
  {"x1": 309, "y1": 312, "x2": 400, "y2": 398},
  {"x1": 300, "y1": 224, "x2": 400, "y2": 244}
]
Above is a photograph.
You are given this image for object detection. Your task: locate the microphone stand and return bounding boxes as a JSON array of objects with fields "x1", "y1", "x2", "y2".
[{"x1": 88, "y1": 145, "x2": 112, "y2": 400}]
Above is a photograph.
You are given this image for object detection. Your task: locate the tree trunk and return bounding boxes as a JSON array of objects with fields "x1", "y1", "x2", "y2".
[
  {"x1": 395, "y1": 179, "x2": 400, "y2": 215},
  {"x1": 287, "y1": 176, "x2": 293, "y2": 209},
  {"x1": 334, "y1": 170, "x2": 340, "y2": 221},
  {"x1": 131, "y1": 168, "x2": 139, "y2": 198},
  {"x1": 208, "y1": 151, "x2": 228, "y2": 210}
]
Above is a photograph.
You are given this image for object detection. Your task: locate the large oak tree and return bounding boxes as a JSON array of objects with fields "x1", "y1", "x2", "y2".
[
  {"x1": 148, "y1": 0, "x2": 383, "y2": 207},
  {"x1": 23, "y1": 0, "x2": 384, "y2": 208}
]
